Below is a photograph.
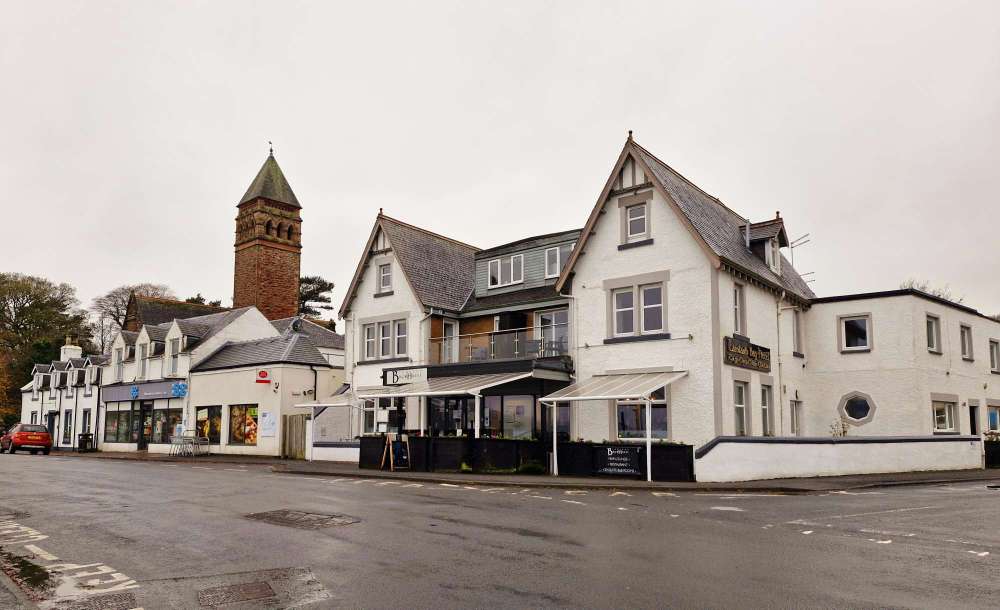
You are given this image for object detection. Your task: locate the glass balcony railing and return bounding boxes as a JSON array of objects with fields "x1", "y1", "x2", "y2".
[{"x1": 429, "y1": 324, "x2": 570, "y2": 365}]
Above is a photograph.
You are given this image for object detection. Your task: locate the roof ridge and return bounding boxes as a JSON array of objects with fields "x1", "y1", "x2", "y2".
[
  {"x1": 137, "y1": 295, "x2": 228, "y2": 310},
  {"x1": 379, "y1": 213, "x2": 481, "y2": 251},
  {"x1": 632, "y1": 140, "x2": 747, "y2": 223},
  {"x1": 478, "y1": 227, "x2": 583, "y2": 255}
]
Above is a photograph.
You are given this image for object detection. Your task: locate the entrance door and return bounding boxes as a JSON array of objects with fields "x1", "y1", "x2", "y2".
[
  {"x1": 970, "y1": 405, "x2": 980, "y2": 435},
  {"x1": 46, "y1": 412, "x2": 57, "y2": 439},
  {"x1": 283, "y1": 414, "x2": 308, "y2": 459},
  {"x1": 137, "y1": 402, "x2": 153, "y2": 450}
]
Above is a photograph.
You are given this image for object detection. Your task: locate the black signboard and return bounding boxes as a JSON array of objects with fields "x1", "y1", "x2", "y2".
[
  {"x1": 595, "y1": 445, "x2": 643, "y2": 477},
  {"x1": 724, "y1": 336, "x2": 771, "y2": 373},
  {"x1": 391, "y1": 439, "x2": 410, "y2": 470}
]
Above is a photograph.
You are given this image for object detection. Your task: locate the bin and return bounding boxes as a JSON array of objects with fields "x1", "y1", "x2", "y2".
[{"x1": 77, "y1": 432, "x2": 96, "y2": 453}]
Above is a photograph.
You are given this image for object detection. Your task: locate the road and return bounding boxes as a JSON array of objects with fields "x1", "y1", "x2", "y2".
[{"x1": 0, "y1": 454, "x2": 998, "y2": 609}]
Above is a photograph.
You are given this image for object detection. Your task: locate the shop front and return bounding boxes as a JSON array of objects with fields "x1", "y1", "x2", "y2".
[{"x1": 100, "y1": 380, "x2": 188, "y2": 452}]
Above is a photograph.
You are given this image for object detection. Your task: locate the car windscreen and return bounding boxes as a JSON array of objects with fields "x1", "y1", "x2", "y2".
[{"x1": 19, "y1": 425, "x2": 49, "y2": 433}]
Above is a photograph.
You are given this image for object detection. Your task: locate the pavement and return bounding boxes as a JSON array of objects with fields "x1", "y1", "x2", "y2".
[
  {"x1": 59, "y1": 449, "x2": 1000, "y2": 493},
  {"x1": 2, "y1": 452, "x2": 1000, "y2": 608}
]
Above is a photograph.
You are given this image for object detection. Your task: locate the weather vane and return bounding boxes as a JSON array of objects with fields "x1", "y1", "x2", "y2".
[{"x1": 268, "y1": 140, "x2": 273, "y2": 155}]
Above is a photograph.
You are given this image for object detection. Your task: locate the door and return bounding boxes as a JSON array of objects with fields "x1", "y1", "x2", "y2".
[
  {"x1": 442, "y1": 321, "x2": 459, "y2": 363},
  {"x1": 283, "y1": 414, "x2": 308, "y2": 459},
  {"x1": 969, "y1": 405, "x2": 980, "y2": 435},
  {"x1": 137, "y1": 402, "x2": 153, "y2": 450},
  {"x1": 46, "y1": 413, "x2": 57, "y2": 438}
]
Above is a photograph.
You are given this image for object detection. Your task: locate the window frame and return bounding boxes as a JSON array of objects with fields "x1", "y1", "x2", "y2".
[
  {"x1": 926, "y1": 314, "x2": 942, "y2": 354},
  {"x1": 790, "y1": 399, "x2": 803, "y2": 436},
  {"x1": 838, "y1": 313, "x2": 872, "y2": 353},
  {"x1": 639, "y1": 283, "x2": 664, "y2": 334},
  {"x1": 615, "y1": 387, "x2": 669, "y2": 441},
  {"x1": 394, "y1": 320, "x2": 408, "y2": 356},
  {"x1": 228, "y1": 404, "x2": 259, "y2": 446},
  {"x1": 378, "y1": 263, "x2": 392, "y2": 293},
  {"x1": 137, "y1": 343, "x2": 148, "y2": 379},
  {"x1": 378, "y1": 321, "x2": 392, "y2": 358},
  {"x1": 625, "y1": 203, "x2": 648, "y2": 240},
  {"x1": 733, "y1": 381, "x2": 749, "y2": 436},
  {"x1": 932, "y1": 401, "x2": 957, "y2": 433},
  {"x1": 733, "y1": 284, "x2": 746, "y2": 336},
  {"x1": 544, "y1": 247, "x2": 560, "y2": 279},
  {"x1": 990, "y1": 339, "x2": 1000, "y2": 373},
  {"x1": 612, "y1": 287, "x2": 636, "y2": 337},
  {"x1": 988, "y1": 406, "x2": 1000, "y2": 432},
  {"x1": 169, "y1": 337, "x2": 181, "y2": 375},
  {"x1": 114, "y1": 348, "x2": 124, "y2": 382},
  {"x1": 487, "y1": 255, "x2": 524, "y2": 288},
  {"x1": 363, "y1": 324, "x2": 376, "y2": 360},
  {"x1": 960, "y1": 324, "x2": 974, "y2": 361},
  {"x1": 760, "y1": 385, "x2": 774, "y2": 436}
]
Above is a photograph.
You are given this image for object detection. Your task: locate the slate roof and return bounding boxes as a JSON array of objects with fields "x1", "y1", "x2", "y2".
[
  {"x1": 120, "y1": 331, "x2": 139, "y2": 346},
  {"x1": 67, "y1": 358, "x2": 88, "y2": 369},
  {"x1": 463, "y1": 285, "x2": 568, "y2": 313},
  {"x1": 132, "y1": 295, "x2": 227, "y2": 328},
  {"x1": 171, "y1": 307, "x2": 256, "y2": 347},
  {"x1": 31, "y1": 364, "x2": 51, "y2": 374},
  {"x1": 192, "y1": 333, "x2": 330, "y2": 372},
  {"x1": 378, "y1": 215, "x2": 479, "y2": 312},
  {"x1": 632, "y1": 142, "x2": 815, "y2": 301},
  {"x1": 745, "y1": 218, "x2": 788, "y2": 246},
  {"x1": 50, "y1": 361, "x2": 70, "y2": 371},
  {"x1": 144, "y1": 325, "x2": 169, "y2": 342},
  {"x1": 176, "y1": 319, "x2": 212, "y2": 338},
  {"x1": 476, "y1": 228, "x2": 582, "y2": 259},
  {"x1": 87, "y1": 355, "x2": 110, "y2": 366},
  {"x1": 272, "y1": 317, "x2": 345, "y2": 350},
  {"x1": 239, "y1": 153, "x2": 300, "y2": 208}
]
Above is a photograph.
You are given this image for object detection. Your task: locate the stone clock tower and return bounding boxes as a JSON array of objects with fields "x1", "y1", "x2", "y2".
[{"x1": 233, "y1": 151, "x2": 301, "y2": 320}]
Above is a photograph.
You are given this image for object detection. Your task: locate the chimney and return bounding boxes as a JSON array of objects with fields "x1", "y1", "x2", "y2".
[{"x1": 60, "y1": 335, "x2": 83, "y2": 362}]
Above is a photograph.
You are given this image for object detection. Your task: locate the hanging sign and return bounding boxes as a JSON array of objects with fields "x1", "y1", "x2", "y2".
[
  {"x1": 255, "y1": 369, "x2": 272, "y2": 384},
  {"x1": 723, "y1": 336, "x2": 772, "y2": 373}
]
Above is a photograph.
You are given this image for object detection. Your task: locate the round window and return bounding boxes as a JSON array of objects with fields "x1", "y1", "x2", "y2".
[{"x1": 844, "y1": 397, "x2": 871, "y2": 421}]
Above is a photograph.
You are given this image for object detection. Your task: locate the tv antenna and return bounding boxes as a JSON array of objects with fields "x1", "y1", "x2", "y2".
[{"x1": 789, "y1": 233, "x2": 810, "y2": 267}]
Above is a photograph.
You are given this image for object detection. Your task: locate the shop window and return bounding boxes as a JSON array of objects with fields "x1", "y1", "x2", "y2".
[
  {"x1": 229, "y1": 405, "x2": 258, "y2": 445},
  {"x1": 933, "y1": 401, "x2": 956, "y2": 432},
  {"x1": 734, "y1": 381, "x2": 748, "y2": 436},
  {"x1": 839, "y1": 314, "x2": 871, "y2": 352},
  {"x1": 539, "y1": 402, "x2": 571, "y2": 442},
  {"x1": 926, "y1": 315, "x2": 941, "y2": 353},
  {"x1": 362, "y1": 399, "x2": 376, "y2": 435},
  {"x1": 196, "y1": 406, "x2": 222, "y2": 443},
  {"x1": 960, "y1": 325, "x2": 974, "y2": 360},
  {"x1": 104, "y1": 411, "x2": 132, "y2": 443},
  {"x1": 503, "y1": 395, "x2": 534, "y2": 440},
  {"x1": 616, "y1": 387, "x2": 668, "y2": 440}
]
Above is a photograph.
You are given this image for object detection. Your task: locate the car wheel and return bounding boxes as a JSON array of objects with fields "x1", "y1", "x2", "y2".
[
  {"x1": 9, "y1": 445, "x2": 16, "y2": 454},
  {"x1": 43, "y1": 448, "x2": 50, "y2": 455},
  {"x1": 30, "y1": 450, "x2": 38, "y2": 455}
]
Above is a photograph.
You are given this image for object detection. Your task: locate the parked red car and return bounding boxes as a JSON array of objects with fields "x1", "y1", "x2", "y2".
[{"x1": 1, "y1": 424, "x2": 52, "y2": 455}]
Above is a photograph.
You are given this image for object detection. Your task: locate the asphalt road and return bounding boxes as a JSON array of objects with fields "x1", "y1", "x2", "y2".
[{"x1": 1, "y1": 454, "x2": 998, "y2": 609}]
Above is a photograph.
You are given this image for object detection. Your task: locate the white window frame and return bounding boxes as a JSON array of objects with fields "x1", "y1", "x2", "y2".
[
  {"x1": 639, "y1": 283, "x2": 664, "y2": 334},
  {"x1": 960, "y1": 325, "x2": 974, "y2": 360},
  {"x1": 733, "y1": 284, "x2": 746, "y2": 336},
  {"x1": 840, "y1": 315, "x2": 871, "y2": 352},
  {"x1": 488, "y1": 255, "x2": 524, "y2": 288},
  {"x1": 114, "y1": 348, "x2": 124, "y2": 382},
  {"x1": 363, "y1": 324, "x2": 376, "y2": 360},
  {"x1": 612, "y1": 288, "x2": 635, "y2": 337},
  {"x1": 990, "y1": 339, "x2": 1000, "y2": 373},
  {"x1": 761, "y1": 385, "x2": 773, "y2": 436},
  {"x1": 137, "y1": 343, "x2": 148, "y2": 380},
  {"x1": 378, "y1": 263, "x2": 392, "y2": 292},
  {"x1": 734, "y1": 381, "x2": 749, "y2": 436},
  {"x1": 544, "y1": 247, "x2": 560, "y2": 279},
  {"x1": 169, "y1": 338, "x2": 180, "y2": 375},
  {"x1": 926, "y1": 315, "x2": 941, "y2": 353},
  {"x1": 932, "y1": 401, "x2": 956, "y2": 432},
  {"x1": 378, "y1": 321, "x2": 392, "y2": 358},
  {"x1": 394, "y1": 320, "x2": 408, "y2": 356},
  {"x1": 626, "y1": 203, "x2": 647, "y2": 240},
  {"x1": 615, "y1": 387, "x2": 668, "y2": 440},
  {"x1": 988, "y1": 406, "x2": 1000, "y2": 432},
  {"x1": 442, "y1": 320, "x2": 458, "y2": 363},
  {"x1": 792, "y1": 309, "x2": 802, "y2": 353},
  {"x1": 790, "y1": 399, "x2": 803, "y2": 436}
]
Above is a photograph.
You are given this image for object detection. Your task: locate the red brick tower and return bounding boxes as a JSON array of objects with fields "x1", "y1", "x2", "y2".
[{"x1": 233, "y1": 151, "x2": 302, "y2": 320}]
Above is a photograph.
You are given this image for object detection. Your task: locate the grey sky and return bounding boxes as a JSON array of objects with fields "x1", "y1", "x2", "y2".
[{"x1": 3, "y1": 1, "x2": 999, "y2": 319}]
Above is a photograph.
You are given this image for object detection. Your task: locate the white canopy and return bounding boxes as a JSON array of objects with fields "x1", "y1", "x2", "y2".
[
  {"x1": 541, "y1": 370, "x2": 687, "y2": 402},
  {"x1": 356, "y1": 372, "x2": 534, "y2": 398}
]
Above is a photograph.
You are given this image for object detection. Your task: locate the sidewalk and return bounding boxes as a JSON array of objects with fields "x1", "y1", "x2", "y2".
[{"x1": 57, "y1": 451, "x2": 1000, "y2": 493}]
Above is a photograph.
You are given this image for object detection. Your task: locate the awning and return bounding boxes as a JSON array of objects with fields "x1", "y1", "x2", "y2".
[
  {"x1": 541, "y1": 370, "x2": 687, "y2": 402},
  {"x1": 356, "y1": 372, "x2": 534, "y2": 399}
]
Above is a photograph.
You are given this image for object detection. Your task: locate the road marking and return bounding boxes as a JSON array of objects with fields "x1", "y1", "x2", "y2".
[
  {"x1": 710, "y1": 506, "x2": 745, "y2": 512},
  {"x1": 191, "y1": 466, "x2": 212, "y2": 470},
  {"x1": 564, "y1": 490, "x2": 587, "y2": 495},
  {"x1": 439, "y1": 483, "x2": 460, "y2": 488},
  {"x1": 617, "y1": 507, "x2": 628, "y2": 511},
  {"x1": 24, "y1": 544, "x2": 58, "y2": 561},
  {"x1": 801, "y1": 530, "x2": 814, "y2": 535},
  {"x1": 651, "y1": 491, "x2": 676, "y2": 497},
  {"x1": 463, "y1": 486, "x2": 478, "y2": 490},
  {"x1": 481, "y1": 488, "x2": 505, "y2": 493},
  {"x1": 223, "y1": 468, "x2": 247, "y2": 472},
  {"x1": 328, "y1": 478, "x2": 348, "y2": 483},
  {"x1": 376, "y1": 481, "x2": 400, "y2": 486},
  {"x1": 610, "y1": 491, "x2": 631, "y2": 497},
  {"x1": 528, "y1": 495, "x2": 552, "y2": 500},
  {"x1": 561, "y1": 500, "x2": 585, "y2": 505},
  {"x1": 967, "y1": 551, "x2": 990, "y2": 557},
  {"x1": 352, "y1": 479, "x2": 373, "y2": 484},
  {"x1": 402, "y1": 483, "x2": 423, "y2": 488},
  {"x1": 669, "y1": 514, "x2": 679, "y2": 518}
]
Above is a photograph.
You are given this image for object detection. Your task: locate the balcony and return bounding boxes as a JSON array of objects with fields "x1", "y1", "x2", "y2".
[{"x1": 429, "y1": 324, "x2": 570, "y2": 365}]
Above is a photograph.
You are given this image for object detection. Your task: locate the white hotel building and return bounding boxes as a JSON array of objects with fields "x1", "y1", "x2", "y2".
[{"x1": 321, "y1": 134, "x2": 995, "y2": 481}]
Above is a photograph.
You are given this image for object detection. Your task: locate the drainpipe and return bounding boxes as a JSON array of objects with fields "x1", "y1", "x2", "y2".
[{"x1": 775, "y1": 291, "x2": 786, "y2": 435}]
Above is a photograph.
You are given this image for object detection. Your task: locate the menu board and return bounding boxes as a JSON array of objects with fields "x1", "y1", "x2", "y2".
[{"x1": 595, "y1": 445, "x2": 643, "y2": 477}]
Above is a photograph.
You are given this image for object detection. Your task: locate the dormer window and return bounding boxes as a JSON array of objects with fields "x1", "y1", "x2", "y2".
[
  {"x1": 488, "y1": 255, "x2": 523, "y2": 288},
  {"x1": 765, "y1": 238, "x2": 781, "y2": 273},
  {"x1": 545, "y1": 247, "x2": 560, "y2": 279}
]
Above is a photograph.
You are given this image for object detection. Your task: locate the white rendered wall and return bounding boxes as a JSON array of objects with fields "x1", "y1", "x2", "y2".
[{"x1": 696, "y1": 438, "x2": 983, "y2": 482}]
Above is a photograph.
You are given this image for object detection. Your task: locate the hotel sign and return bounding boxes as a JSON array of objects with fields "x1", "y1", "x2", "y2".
[
  {"x1": 383, "y1": 367, "x2": 428, "y2": 386},
  {"x1": 724, "y1": 336, "x2": 771, "y2": 373}
]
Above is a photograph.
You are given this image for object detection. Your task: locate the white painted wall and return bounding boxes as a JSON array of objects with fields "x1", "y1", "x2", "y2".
[{"x1": 696, "y1": 438, "x2": 983, "y2": 482}]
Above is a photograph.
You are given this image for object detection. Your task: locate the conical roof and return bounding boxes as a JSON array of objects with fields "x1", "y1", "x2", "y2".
[{"x1": 239, "y1": 153, "x2": 300, "y2": 208}]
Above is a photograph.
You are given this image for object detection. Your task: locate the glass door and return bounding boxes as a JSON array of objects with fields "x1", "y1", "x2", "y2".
[{"x1": 137, "y1": 401, "x2": 153, "y2": 449}]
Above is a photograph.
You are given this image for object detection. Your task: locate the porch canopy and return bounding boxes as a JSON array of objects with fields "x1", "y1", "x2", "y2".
[{"x1": 540, "y1": 369, "x2": 688, "y2": 482}]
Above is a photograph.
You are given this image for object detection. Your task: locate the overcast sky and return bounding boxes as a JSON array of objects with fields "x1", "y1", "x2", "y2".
[{"x1": 3, "y1": 1, "x2": 999, "y2": 319}]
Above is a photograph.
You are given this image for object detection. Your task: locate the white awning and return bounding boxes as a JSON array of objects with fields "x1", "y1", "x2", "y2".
[
  {"x1": 541, "y1": 370, "x2": 688, "y2": 402},
  {"x1": 356, "y1": 372, "x2": 534, "y2": 398}
]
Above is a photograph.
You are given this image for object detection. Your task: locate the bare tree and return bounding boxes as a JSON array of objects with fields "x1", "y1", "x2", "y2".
[
  {"x1": 900, "y1": 278, "x2": 964, "y2": 304},
  {"x1": 90, "y1": 283, "x2": 174, "y2": 352}
]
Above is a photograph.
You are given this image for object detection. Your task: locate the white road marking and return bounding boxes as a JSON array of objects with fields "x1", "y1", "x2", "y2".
[
  {"x1": 190, "y1": 466, "x2": 212, "y2": 470},
  {"x1": 831, "y1": 506, "x2": 936, "y2": 519},
  {"x1": 710, "y1": 506, "x2": 745, "y2": 512},
  {"x1": 528, "y1": 495, "x2": 552, "y2": 500},
  {"x1": 617, "y1": 507, "x2": 628, "y2": 511},
  {"x1": 223, "y1": 468, "x2": 247, "y2": 472},
  {"x1": 651, "y1": 491, "x2": 676, "y2": 497},
  {"x1": 669, "y1": 514, "x2": 679, "y2": 518},
  {"x1": 561, "y1": 500, "x2": 585, "y2": 505},
  {"x1": 564, "y1": 490, "x2": 588, "y2": 495},
  {"x1": 328, "y1": 478, "x2": 348, "y2": 483},
  {"x1": 801, "y1": 530, "x2": 814, "y2": 535},
  {"x1": 967, "y1": 551, "x2": 990, "y2": 557},
  {"x1": 610, "y1": 491, "x2": 631, "y2": 497},
  {"x1": 25, "y1": 544, "x2": 59, "y2": 561},
  {"x1": 463, "y1": 486, "x2": 478, "y2": 491},
  {"x1": 439, "y1": 483, "x2": 460, "y2": 488},
  {"x1": 376, "y1": 481, "x2": 400, "y2": 486},
  {"x1": 480, "y1": 488, "x2": 505, "y2": 493},
  {"x1": 402, "y1": 483, "x2": 423, "y2": 488},
  {"x1": 867, "y1": 539, "x2": 893, "y2": 544},
  {"x1": 830, "y1": 490, "x2": 886, "y2": 496}
]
